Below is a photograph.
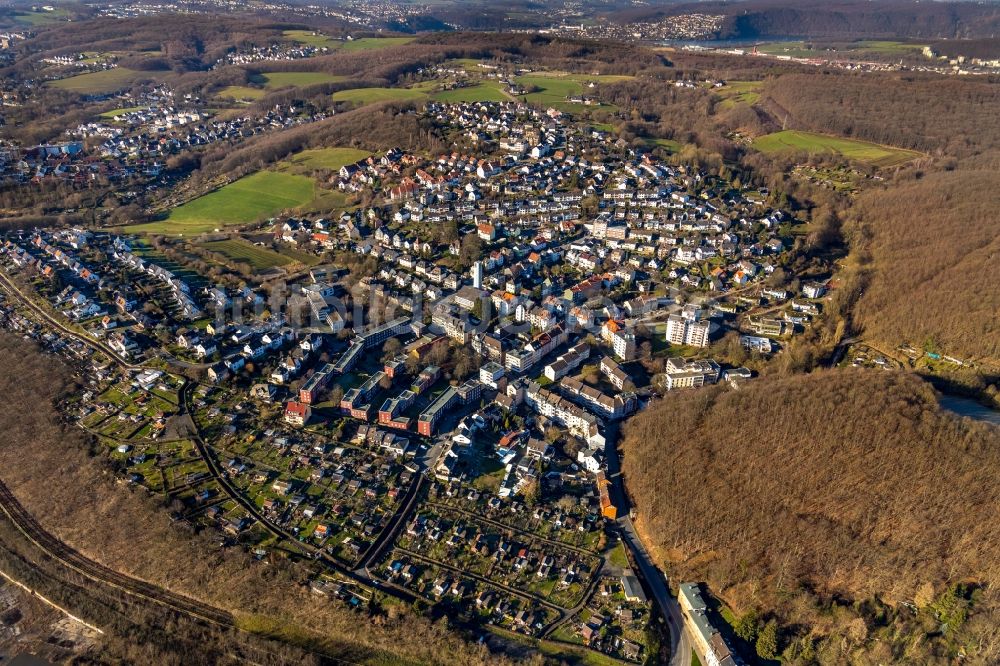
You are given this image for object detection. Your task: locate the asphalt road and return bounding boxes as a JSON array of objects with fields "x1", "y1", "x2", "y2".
[
  {"x1": 601, "y1": 421, "x2": 694, "y2": 666},
  {"x1": 619, "y1": 516, "x2": 692, "y2": 666}
]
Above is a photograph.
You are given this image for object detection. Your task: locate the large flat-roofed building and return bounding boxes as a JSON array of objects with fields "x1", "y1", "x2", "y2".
[
  {"x1": 662, "y1": 357, "x2": 721, "y2": 391},
  {"x1": 417, "y1": 380, "x2": 482, "y2": 436},
  {"x1": 299, "y1": 363, "x2": 335, "y2": 404},
  {"x1": 665, "y1": 314, "x2": 710, "y2": 348},
  {"x1": 332, "y1": 339, "x2": 365, "y2": 374},
  {"x1": 360, "y1": 316, "x2": 410, "y2": 349},
  {"x1": 378, "y1": 389, "x2": 416, "y2": 430},
  {"x1": 418, "y1": 387, "x2": 459, "y2": 437}
]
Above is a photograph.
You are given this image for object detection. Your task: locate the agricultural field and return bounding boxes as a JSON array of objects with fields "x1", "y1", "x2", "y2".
[
  {"x1": 431, "y1": 82, "x2": 509, "y2": 103},
  {"x1": 129, "y1": 171, "x2": 315, "y2": 235},
  {"x1": 199, "y1": 239, "x2": 293, "y2": 271},
  {"x1": 8, "y1": 7, "x2": 70, "y2": 25},
  {"x1": 513, "y1": 73, "x2": 628, "y2": 112},
  {"x1": 443, "y1": 58, "x2": 489, "y2": 72},
  {"x1": 340, "y1": 37, "x2": 415, "y2": 51},
  {"x1": 753, "y1": 41, "x2": 828, "y2": 59},
  {"x1": 49, "y1": 67, "x2": 145, "y2": 93},
  {"x1": 282, "y1": 147, "x2": 372, "y2": 172},
  {"x1": 256, "y1": 71, "x2": 346, "y2": 89},
  {"x1": 283, "y1": 29, "x2": 342, "y2": 49},
  {"x1": 645, "y1": 137, "x2": 681, "y2": 153},
  {"x1": 282, "y1": 32, "x2": 414, "y2": 52},
  {"x1": 846, "y1": 40, "x2": 927, "y2": 54},
  {"x1": 331, "y1": 87, "x2": 427, "y2": 105},
  {"x1": 215, "y1": 73, "x2": 344, "y2": 101},
  {"x1": 753, "y1": 130, "x2": 920, "y2": 167},
  {"x1": 754, "y1": 40, "x2": 925, "y2": 59},
  {"x1": 215, "y1": 85, "x2": 266, "y2": 101},
  {"x1": 714, "y1": 80, "x2": 763, "y2": 109}
]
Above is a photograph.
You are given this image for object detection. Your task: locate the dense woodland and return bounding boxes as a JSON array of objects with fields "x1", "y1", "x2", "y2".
[
  {"x1": 846, "y1": 167, "x2": 1000, "y2": 362},
  {"x1": 759, "y1": 72, "x2": 1000, "y2": 159},
  {"x1": 0, "y1": 333, "x2": 522, "y2": 666},
  {"x1": 621, "y1": 369, "x2": 1000, "y2": 664}
]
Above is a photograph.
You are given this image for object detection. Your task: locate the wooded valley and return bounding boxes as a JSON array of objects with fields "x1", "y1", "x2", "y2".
[{"x1": 621, "y1": 369, "x2": 1000, "y2": 664}]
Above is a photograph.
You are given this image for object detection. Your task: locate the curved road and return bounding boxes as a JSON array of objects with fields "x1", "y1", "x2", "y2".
[
  {"x1": 619, "y1": 516, "x2": 691, "y2": 666},
  {"x1": 601, "y1": 420, "x2": 693, "y2": 666},
  {"x1": 180, "y1": 382, "x2": 417, "y2": 602},
  {"x1": 0, "y1": 268, "x2": 417, "y2": 602},
  {"x1": 3, "y1": 265, "x2": 693, "y2": 663},
  {"x1": 0, "y1": 271, "x2": 137, "y2": 368}
]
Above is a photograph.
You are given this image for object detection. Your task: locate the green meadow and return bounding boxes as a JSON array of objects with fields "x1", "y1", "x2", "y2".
[
  {"x1": 715, "y1": 80, "x2": 763, "y2": 109},
  {"x1": 256, "y1": 72, "x2": 345, "y2": 88},
  {"x1": 283, "y1": 30, "x2": 342, "y2": 49},
  {"x1": 199, "y1": 239, "x2": 293, "y2": 270},
  {"x1": 50, "y1": 68, "x2": 145, "y2": 93},
  {"x1": 340, "y1": 37, "x2": 415, "y2": 51},
  {"x1": 216, "y1": 86, "x2": 266, "y2": 100},
  {"x1": 754, "y1": 130, "x2": 920, "y2": 167},
  {"x1": 431, "y1": 82, "x2": 509, "y2": 103},
  {"x1": 282, "y1": 32, "x2": 414, "y2": 51},
  {"x1": 331, "y1": 87, "x2": 427, "y2": 104},
  {"x1": 281, "y1": 147, "x2": 372, "y2": 172},
  {"x1": 129, "y1": 171, "x2": 316, "y2": 235},
  {"x1": 513, "y1": 73, "x2": 628, "y2": 112}
]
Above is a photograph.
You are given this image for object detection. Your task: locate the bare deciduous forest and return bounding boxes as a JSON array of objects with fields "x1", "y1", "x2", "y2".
[
  {"x1": 759, "y1": 73, "x2": 1000, "y2": 158},
  {"x1": 847, "y1": 168, "x2": 1000, "y2": 360},
  {"x1": 621, "y1": 369, "x2": 1000, "y2": 663}
]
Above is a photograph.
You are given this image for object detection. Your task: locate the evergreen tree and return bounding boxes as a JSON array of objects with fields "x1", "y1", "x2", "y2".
[{"x1": 756, "y1": 620, "x2": 778, "y2": 660}]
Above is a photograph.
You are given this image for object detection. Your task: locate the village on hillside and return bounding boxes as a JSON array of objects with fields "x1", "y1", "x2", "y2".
[{"x1": 0, "y1": 96, "x2": 837, "y2": 665}]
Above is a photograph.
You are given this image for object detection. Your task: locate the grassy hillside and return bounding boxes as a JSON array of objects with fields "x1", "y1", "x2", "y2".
[
  {"x1": 49, "y1": 67, "x2": 146, "y2": 93},
  {"x1": 132, "y1": 171, "x2": 316, "y2": 235},
  {"x1": 257, "y1": 71, "x2": 346, "y2": 88},
  {"x1": 621, "y1": 369, "x2": 1000, "y2": 664},
  {"x1": 848, "y1": 168, "x2": 1000, "y2": 360},
  {"x1": 282, "y1": 147, "x2": 371, "y2": 171},
  {"x1": 199, "y1": 239, "x2": 293, "y2": 271},
  {"x1": 754, "y1": 130, "x2": 919, "y2": 167},
  {"x1": 760, "y1": 73, "x2": 1000, "y2": 158},
  {"x1": 432, "y1": 82, "x2": 509, "y2": 103},
  {"x1": 331, "y1": 87, "x2": 427, "y2": 104},
  {"x1": 340, "y1": 37, "x2": 415, "y2": 51}
]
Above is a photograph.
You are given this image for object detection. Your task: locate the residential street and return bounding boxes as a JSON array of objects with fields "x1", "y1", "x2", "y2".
[
  {"x1": 602, "y1": 420, "x2": 695, "y2": 666},
  {"x1": 619, "y1": 516, "x2": 693, "y2": 666}
]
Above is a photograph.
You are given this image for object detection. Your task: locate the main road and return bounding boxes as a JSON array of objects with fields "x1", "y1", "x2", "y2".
[
  {"x1": 618, "y1": 516, "x2": 692, "y2": 666},
  {"x1": 602, "y1": 420, "x2": 693, "y2": 666}
]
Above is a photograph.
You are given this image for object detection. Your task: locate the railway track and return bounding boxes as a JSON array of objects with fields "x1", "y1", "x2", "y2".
[
  {"x1": 0, "y1": 479, "x2": 235, "y2": 627},
  {"x1": 0, "y1": 271, "x2": 135, "y2": 368}
]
